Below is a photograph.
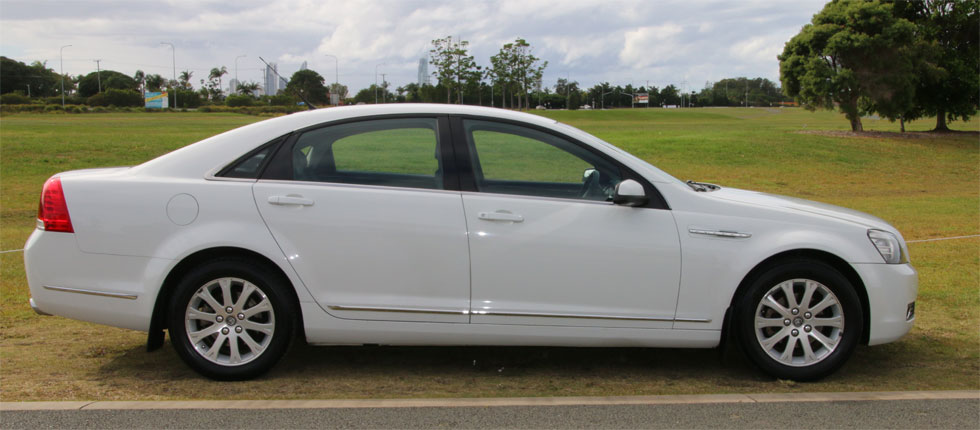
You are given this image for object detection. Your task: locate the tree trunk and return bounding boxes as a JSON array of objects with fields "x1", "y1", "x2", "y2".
[
  {"x1": 934, "y1": 109, "x2": 949, "y2": 131},
  {"x1": 848, "y1": 115, "x2": 863, "y2": 132},
  {"x1": 899, "y1": 117, "x2": 905, "y2": 133},
  {"x1": 446, "y1": 86, "x2": 451, "y2": 104}
]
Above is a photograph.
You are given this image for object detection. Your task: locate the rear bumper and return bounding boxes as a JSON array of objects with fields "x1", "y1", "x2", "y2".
[
  {"x1": 853, "y1": 263, "x2": 918, "y2": 345},
  {"x1": 24, "y1": 229, "x2": 171, "y2": 331}
]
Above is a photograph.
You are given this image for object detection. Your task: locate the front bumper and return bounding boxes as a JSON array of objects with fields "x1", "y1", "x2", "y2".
[{"x1": 852, "y1": 262, "x2": 918, "y2": 345}]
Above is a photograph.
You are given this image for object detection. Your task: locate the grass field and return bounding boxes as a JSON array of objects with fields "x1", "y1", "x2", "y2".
[{"x1": 1, "y1": 108, "x2": 977, "y2": 401}]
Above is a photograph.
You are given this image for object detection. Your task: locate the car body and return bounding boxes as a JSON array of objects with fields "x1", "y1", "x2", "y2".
[{"x1": 25, "y1": 104, "x2": 917, "y2": 380}]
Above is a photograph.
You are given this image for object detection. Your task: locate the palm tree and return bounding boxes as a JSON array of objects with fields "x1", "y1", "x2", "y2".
[
  {"x1": 178, "y1": 70, "x2": 193, "y2": 89},
  {"x1": 237, "y1": 81, "x2": 260, "y2": 97},
  {"x1": 209, "y1": 67, "x2": 228, "y2": 94}
]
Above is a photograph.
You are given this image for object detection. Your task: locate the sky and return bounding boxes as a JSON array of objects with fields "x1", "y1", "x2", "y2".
[{"x1": 1, "y1": 0, "x2": 828, "y2": 94}]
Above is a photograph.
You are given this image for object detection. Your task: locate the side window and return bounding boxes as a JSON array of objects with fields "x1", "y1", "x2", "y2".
[
  {"x1": 464, "y1": 120, "x2": 622, "y2": 201},
  {"x1": 217, "y1": 136, "x2": 284, "y2": 179},
  {"x1": 285, "y1": 118, "x2": 443, "y2": 190}
]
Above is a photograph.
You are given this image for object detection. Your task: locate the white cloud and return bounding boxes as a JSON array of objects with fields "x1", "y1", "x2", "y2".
[{"x1": 0, "y1": 0, "x2": 827, "y2": 91}]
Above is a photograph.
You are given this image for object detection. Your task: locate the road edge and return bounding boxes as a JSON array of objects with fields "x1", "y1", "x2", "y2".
[{"x1": 2, "y1": 390, "x2": 977, "y2": 411}]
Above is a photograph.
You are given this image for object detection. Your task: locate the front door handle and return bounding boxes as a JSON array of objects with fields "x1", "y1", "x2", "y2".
[
  {"x1": 478, "y1": 211, "x2": 524, "y2": 222},
  {"x1": 268, "y1": 195, "x2": 315, "y2": 206}
]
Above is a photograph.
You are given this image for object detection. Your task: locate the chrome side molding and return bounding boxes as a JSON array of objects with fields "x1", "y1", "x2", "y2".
[
  {"x1": 329, "y1": 304, "x2": 711, "y2": 323},
  {"x1": 43, "y1": 285, "x2": 138, "y2": 300},
  {"x1": 688, "y1": 228, "x2": 752, "y2": 239}
]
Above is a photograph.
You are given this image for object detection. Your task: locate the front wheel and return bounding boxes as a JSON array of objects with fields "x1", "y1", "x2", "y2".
[
  {"x1": 168, "y1": 258, "x2": 294, "y2": 380},
  {"x1": 735, "y1": 260, "x2": 863, "y2": 381}
]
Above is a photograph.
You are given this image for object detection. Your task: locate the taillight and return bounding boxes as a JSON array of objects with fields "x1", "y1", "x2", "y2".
[{"x1": 37, "y1": 176, "x2": 74, "y2": 233}]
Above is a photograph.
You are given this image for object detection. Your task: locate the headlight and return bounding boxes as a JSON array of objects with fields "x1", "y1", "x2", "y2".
[{"x1": 868, "y1": 229, "x2": 907, "y2": 264}]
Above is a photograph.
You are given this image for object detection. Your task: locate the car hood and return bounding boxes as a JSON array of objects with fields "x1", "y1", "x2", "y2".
[{"x1": 709, "y1": 187, "x2": 895, "y2": 231}]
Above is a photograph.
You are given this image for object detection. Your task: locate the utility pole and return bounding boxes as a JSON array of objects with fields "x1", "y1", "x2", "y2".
[
  {"x1": 60, "y1": 45, "x2": 71, "y2": 107},
  {"x1": 93, "y1": 59, "x2": 102, "y2": 93},
  {"x1": 160, "y1": 42, "x2": 177, "y2": 108}
]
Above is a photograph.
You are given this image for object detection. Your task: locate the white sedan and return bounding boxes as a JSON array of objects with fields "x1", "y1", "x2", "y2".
[{"x1": 25, "y1": 104, "x2": 916, "y2": 381}]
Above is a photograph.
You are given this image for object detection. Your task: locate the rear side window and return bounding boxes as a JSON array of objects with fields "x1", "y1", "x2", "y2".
[
  {"x1": 217, "y1": 136, "x2": 284, "y2": 179},
  {"x1": 265, "y1": 118, "x2": 444, "y2": 190}
]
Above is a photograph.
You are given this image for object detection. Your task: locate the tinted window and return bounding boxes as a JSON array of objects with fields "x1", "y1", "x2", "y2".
[
  {"x1": 218, "y1": 137, "x2": 283, "y2": 179},
  {"x1": 464, "y1": 120, "x2": 621, "y2": 201},
  {"x1": 286, "y1": 118, "x2": 443, "y2": 189}
]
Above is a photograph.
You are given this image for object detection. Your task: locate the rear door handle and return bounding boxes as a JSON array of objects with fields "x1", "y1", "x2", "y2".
[
  {"x1": 268, "y1": 195, "x2": 314, "y2": 206},
  {"x1": 478, "y1": 211, "x2": 524, "y2": 222}
]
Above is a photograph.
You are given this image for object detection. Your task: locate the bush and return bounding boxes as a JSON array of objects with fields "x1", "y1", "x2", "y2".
[
  {"x1": 169, "y1": 90, "x2": 202, "y2": 108},
  {"x1": 103, "y1": 89, "x2": 143, "y2": 107},
  {"x1": 267, "y1": 94, "x2": 297, "y2": 106},
  {"x1": 1, "y1": 93, "x2": 31, "y2": 105},
  {"x1": 87, "y1": 93, "x2": 106, "y2": 106},
  {"x1": 225, "y1": 95, "x2": 254, "y2": 107}
]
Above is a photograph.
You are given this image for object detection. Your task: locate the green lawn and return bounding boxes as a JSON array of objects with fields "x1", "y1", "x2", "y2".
[{"x1": 0, "y1": 108, "x2": 977, "y2": 401}]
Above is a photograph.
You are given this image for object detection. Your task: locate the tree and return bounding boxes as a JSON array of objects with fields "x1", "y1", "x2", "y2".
[
  {"x1": 179, "y1": 70, "x2": 194, "y2": 90},
  {"x1": 144, "y1": 74, "x2": 165, "y2": 92},
  {"x1": 77, "y1": 70, "x2": 137, "y2": 97},
  {"x1": 284, "y1": 69, "x2": 329, "y2": 105},
  {"x1": 779, "y1": 0, "x2": 918, "y2": 131},
  {"x1": 894, "y1": 0, "x2": 979, "y2": 131},
  {"x1": 430, "y1": 36, "x2": 478, "y2": 104},
  {"x1": 0, "y1": 57, "x2": 62, "y2": 97},
  {"x1": 491, "y1": 38, "x2": 548, "y2": 110},
  {"x1": 236, "y1": 81, "x2": 260, "y2": 97},
  {"x1": 201, "y1": 67, "x2": 228, "y2": 100}
]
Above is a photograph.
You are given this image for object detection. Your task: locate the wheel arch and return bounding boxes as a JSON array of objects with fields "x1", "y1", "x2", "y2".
[
  {"x1": 722, "y1": 249, "x2": 871, "y2": 346},
  {"x1": 146, "y1": 246, "x2": 305, "y2": 351}
]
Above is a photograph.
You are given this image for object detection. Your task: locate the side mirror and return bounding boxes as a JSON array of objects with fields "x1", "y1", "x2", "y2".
[
  {"x1": 582, "y1": 168, "x2": 597, "y2": 182},
  {"x1": 613, "y1": 179, "x2": 648, "y2": 207}
]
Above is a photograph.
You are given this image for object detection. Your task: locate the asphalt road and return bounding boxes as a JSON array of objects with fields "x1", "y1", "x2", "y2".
[{"x1": 3, "y1": 398, "x2": 978, "y2": 429}]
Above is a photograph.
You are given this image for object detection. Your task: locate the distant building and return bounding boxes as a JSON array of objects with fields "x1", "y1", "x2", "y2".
[
  {"x1": 417, "y1": 58, "x2": 429, "y2": 86},
  {"x1": 228, "y1": 78, "x2": 239, "y2": 95},
  {"x1": 299, "y1": 61, "x2": 308, "y2": 71},
  {"x1": 264, "y1": 63, "x2": 280, "y2": 95}
]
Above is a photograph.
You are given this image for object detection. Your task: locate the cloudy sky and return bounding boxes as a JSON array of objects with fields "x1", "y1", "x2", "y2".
[{"x1": 1, "y1": 0, "x2": 827, "y2": 93}]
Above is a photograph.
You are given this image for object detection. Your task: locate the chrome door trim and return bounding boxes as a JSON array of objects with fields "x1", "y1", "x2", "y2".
[
  {"x1": 43, "y1": 285, "x2": 138, "y2": 300},
  {"x1": 328, "y1": 305, "x2": 466, "y2": 315},
  {"x1": 328, "y1": 304, "x2": 711, "y2": 323},
  {"x1": 688, "y1": 228, "x2": 752, "y2": 239}
]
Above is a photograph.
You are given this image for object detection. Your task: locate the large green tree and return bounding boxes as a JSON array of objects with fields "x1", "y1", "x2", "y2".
[
  {"x1": 491, "y1": 38, "x2": 547, "y2": 110},
  {"x1": 285, "y1": 69, "x2": 329, "y2": 106},
  {"x1": 0, "y1": 57, "x2": 63, "y2": 97},
  {"x1": 779, "y1": 0, "x2": 917, "y2": 131},
  {"x1": 894, "y1": 0, "x2": 979, "y2": 131},
  {"x1": 77, "y1": 70, "x2": 137, "y2": 97}
]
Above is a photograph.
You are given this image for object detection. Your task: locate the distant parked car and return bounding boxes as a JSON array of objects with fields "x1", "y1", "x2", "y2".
[{"x1": 25, "y1": 104, "x2": 916, "y2": 380}]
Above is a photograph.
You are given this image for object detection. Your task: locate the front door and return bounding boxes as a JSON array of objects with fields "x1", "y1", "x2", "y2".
[{"x1": 457, "y1": 119, "x2": 682, "y2": 328}]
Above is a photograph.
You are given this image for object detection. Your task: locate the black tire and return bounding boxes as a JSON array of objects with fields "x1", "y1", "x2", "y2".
[
  {"x1": 168, "y1": 258, "x2": 294, "y2": 380},
  {"x1": 735, "y1": 259, "x2": 863, "y2": 381}
]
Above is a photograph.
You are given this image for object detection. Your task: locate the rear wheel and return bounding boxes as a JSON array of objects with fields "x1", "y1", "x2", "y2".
[
  {"x1": 735, "y1": 260, "x2": 862, "y2": 381},
  {"x1": 168, "y1": 258, "x2": 294, "y2": 380}
]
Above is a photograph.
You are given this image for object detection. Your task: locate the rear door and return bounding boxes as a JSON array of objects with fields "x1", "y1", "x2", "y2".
[{"x1": 252, "y1": 116, "x2": 471, "y2": 323}]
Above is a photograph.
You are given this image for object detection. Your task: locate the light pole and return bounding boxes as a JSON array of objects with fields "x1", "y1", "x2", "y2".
[
  {"x1": 160, "y1": 42, "x2": 176, "y2": 108},
  {"x1": 374, "y1": 62, "x2": 385, "y2": 104},
  {"x1": 234, "y1": 54, "x2": 247, "y2": 94},
  {"x1": 60, "y1": 44, "x2": 71, "y2": 108}
]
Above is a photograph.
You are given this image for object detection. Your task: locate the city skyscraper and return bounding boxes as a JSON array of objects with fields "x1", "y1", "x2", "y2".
[
  {"x1": 417, "y1": 58, "x2": 429, "y2": 86},
  {"x1": 264, "y1": 63, "x2": 280, "y2": 95}
]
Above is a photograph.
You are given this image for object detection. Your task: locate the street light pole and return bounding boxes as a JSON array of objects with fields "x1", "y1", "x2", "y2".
[
  {"x1": 160, "y1": 42, "x2": 177, "y2": 108},
  {"x1": 60, "y1": 45, "x2": 71, "y2": 108},
  {"x1": 234, "y1": 54, "x2": 247, "y2": 94}
]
